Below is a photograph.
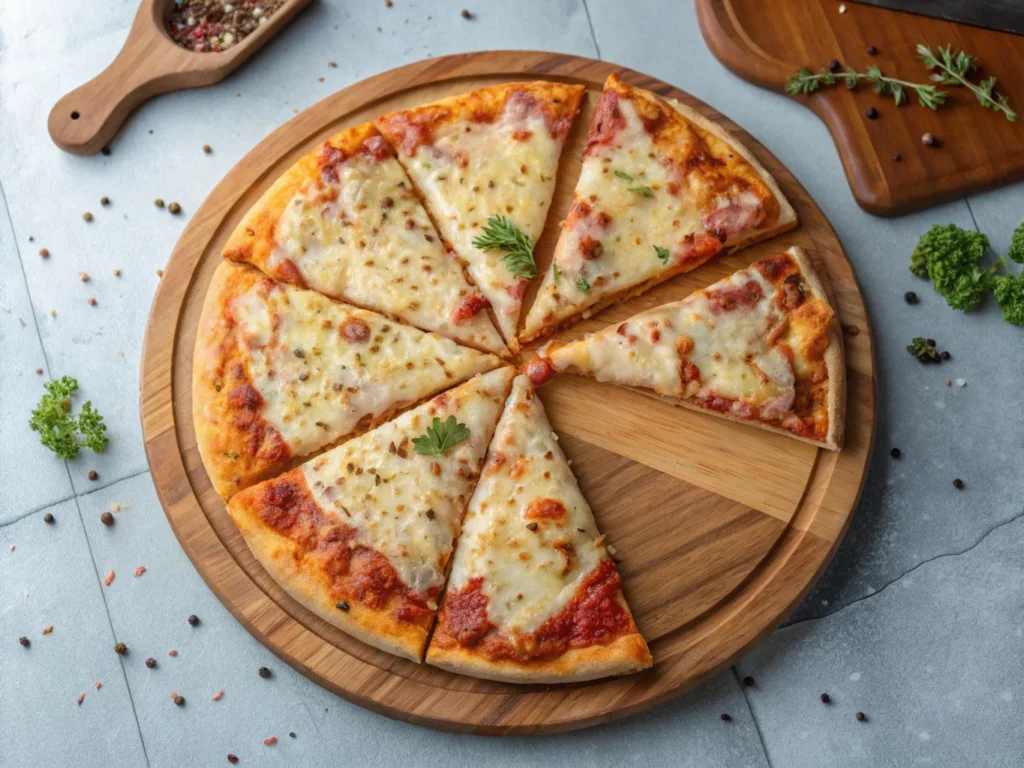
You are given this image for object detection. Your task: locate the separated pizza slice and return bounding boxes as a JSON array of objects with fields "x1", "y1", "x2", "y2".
[
  {"x1": 193, "y1": 261, "x2": 503, "y2": 499},
  {"x1": 521, "y1": 73, "x2": 797, "y2": 343},
  {"x1": 228, "y1": 367, "x2": 515, "y2": 662},
  {"x1": 426, "y1": 374, "x2": 652, "y2": 683},
  {"x1": 528, "y1": 247, "x2": 845, "y2": 449},
  {"x1": 376, "y1": 82, "x2": 586, "y2": 347},
  {"x1": 221, "y1": 122, "x2": 506, "y2": 356}
]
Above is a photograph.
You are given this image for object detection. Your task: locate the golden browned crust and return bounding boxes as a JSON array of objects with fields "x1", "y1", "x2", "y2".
[
  {"x1": 221, "y1": 122, "x2": 383, "y2": 280},
  {"x1": 192, "y1": 261, "x2": 295, "y2": 499},
  {"x1": 375, "y1": 81, "x2": 587, "y2": 157},
  {"x1": 426, "y1": 629, "x2": 652, "y2": 684},
  {"x1": 228, "y1": 470, "x2": 428, "y2": 662}
]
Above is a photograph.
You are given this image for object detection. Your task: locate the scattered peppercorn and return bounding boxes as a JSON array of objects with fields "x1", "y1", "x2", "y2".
[
  {"x1": 890, "y1": 447, "x2": 901, "y2": 459},
  {"x1": 336, "y1": 601, "x2": 349, "y2": 611},
  {"x1": 113, "y1": 269, "x2": 121, "y2": 277},
  {"x1": 526, "y1": 521, "x2": 539, "y2": 531},
  {"x1": 39, "y1": 248, "x2": 49, "y2": 258},
  {"x1": 203, "y1": 145, "x2": 212, "y2": 154},
  {"x1": 100, "y1": 511, "x2": 115, "y2": 526},
  {"x1": 168, "y1": 202, "x2": 181, "y2": 214},
  {"x1": 940, "y1": 350, "x2": 951, "y2": 360},
  {"x1": 20, "y1": 636, "x2": 30, "y2": 647},
  {"x1": 742, "y1": 676, "x2": 755, "y2": 687},
  {"x1": 100, "y1": 197, "x2": 110, "y2": 206},
  {"x1": 720, "y1": 713, "x2": 732, "y2": 722},
  {"x1": 827, "y1": 58, "x2": 840, "y2": 72},
  {"x1": 865, "y1": 107, "x2": 878, "y2": 119},
  {"x1": 35, "y1": 368, "x2": 43, "y2": 375},
  {"x1": 188, "y1": 614, "x2": 199, "y2": 626},
  {"x1": 820, "y1": 692, "x2": 830, "y2": 704},
  {"x1": 258, "y1": 666, "x2": 271, "y2": 678},
  {"x1": 83, "y1": 212, "x2": 93, "y2": 222},
  {"x1": 155, "y1": 199, "x2": 165, "y2": 208},
  {"x1": 289, "y1": 732, "x2": 296, "y2": 738},
  {"x1": 44, "y1": 512, "x2": 54, "y2": 524},
  {"x1": 227, "y1": 756, "x2": 239, "y2": 765},
  {"x1": 88, "y1": 470, "x2": 98, "y2": 481},
  {"x1": 953, "y1": 478, "x2": 965, "y2": 489},
  {"x1": 174, "y1": 694, "x2": 185, "y2": 706},
  {"x1": 893, "y1": 152, "x2": 902, "y2": 161},
  {"x1": 856, "y1": 711, "x2": 867, "y2": 721},
  {"x1": 866, "y1": 45, "x2": 878, "y2": 56},
  {"x1": 101, "y1": 146, "x2": 111, "y2": 156},
  {"x1": 114, "y1": 642, "x2": 127, "y2": 655},
  {"x1": 145, "y1": 657, "x2": 157, "y2": 668},
  {"x1": 79, "y1": 272, "x2": 90, "y2": 282},
  {"x1": 461, "y1": 8, "x2": 472, "y2": 18},
  {"x1": 904, "y1": 291, "x2": 919, "y2": 304},
  {"x1": 922, "y1": 132, "x2": 938, "y2": 147}
]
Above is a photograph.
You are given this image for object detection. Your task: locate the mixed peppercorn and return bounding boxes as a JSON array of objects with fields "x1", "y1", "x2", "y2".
[{"x1": 167, "y1": 0, "x2": 286, "y2": 53}]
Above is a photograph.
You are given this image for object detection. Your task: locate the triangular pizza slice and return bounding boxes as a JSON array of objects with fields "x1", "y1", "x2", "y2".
[
  {"x1": 527, "y1": 247, "x2": 845, "y2": 450},
  {"x1": 193, "y1": 261, "x2": 503, "y2": 499},
  {"x1": 426, "y1": 374, "x2": 652, "y2": 683},
  {"x1": 228, "y1": 368, "x2": 515, "y2": 662},
  {"x1": 222, "y1": 122, "x2": 506, "y2": 355},
  {"x1": 522, "y1": 73, "x2": 797, "y2": 343},
  {"x1": 376, "y1": 82, "x2": 586, "y2": 346}
]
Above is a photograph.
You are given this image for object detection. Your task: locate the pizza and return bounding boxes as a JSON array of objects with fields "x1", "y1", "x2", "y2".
[
  {"x1": 221, "y1": 122, "x2": 506, "y2": 356},
  {"x1": 426, "y1": 374, "x2": 652, "y2": 683},
  {"x1": 193, "y1": 261, "x2": 502, "y2": 499},
  {"x1": 527, "y1": 248, "x2": 845, "y2": 449},
  {"x1": 376, "y1": 81, "x2": 586, "y2": 346},
  {"x1": 228, "y1": 368, "x2": 515, "y2": 662},
  {"x1": 521, "y1": 73, "x2": 797, "y2": 344}
]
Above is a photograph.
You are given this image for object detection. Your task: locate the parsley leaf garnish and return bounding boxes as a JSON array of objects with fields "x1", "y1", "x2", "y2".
[
  {"x1": 628, "y1": 185, "x2": 654, "y2": 198},
  {"x1": 471, "y1": 215, "x2": 537, "y2": 279},
  {"x1": 552, "y1": 263, "x2": 561, "y2": 283},
  {"x1": 654, "y1": 245, "x2": 671, "y2": 265},
  {"x1": 575, "y1": 276, "x2": 591, "y2": 293},
  {"x1": 29, "y1": 376, "x2": 108, "y2": 460},
  {"x1": 412, "y1": 416, "x2": 471, "y2": 456},
  {"x1": 614, "y1": 170, "x2": 634, "y2": 181}
]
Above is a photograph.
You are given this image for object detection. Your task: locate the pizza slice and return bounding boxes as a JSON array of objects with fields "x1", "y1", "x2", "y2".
[
  {"x1": 222, "y1": 122, "x2": 506, "y2": 356},
  {"x1": 426, "y1": 374, "x2": 652, "y2": 683},
  {"x1": 193, "y1": 261, "x2": 503, "y2": 499},
  {"x1": 376, "y1": 82, "x2": 586, "y2": 346},
  {"x1": 527, "y1": 247, "x2": 845, "y2": 450},
  {"x1": 228, "y1": 367, "x2": 515, "y2": 662},
  {"x1": 521, "y1": 73, "x2": 797, "y2": 343}
]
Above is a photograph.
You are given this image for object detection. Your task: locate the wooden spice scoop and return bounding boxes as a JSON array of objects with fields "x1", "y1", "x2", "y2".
[{"x1": 48, "y1": 0, "x2": 312, "y2": 156}]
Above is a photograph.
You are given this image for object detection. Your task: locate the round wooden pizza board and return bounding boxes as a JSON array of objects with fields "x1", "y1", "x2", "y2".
[{"x1": 141, "y1": 51, "x2": 876, "y2": 734}]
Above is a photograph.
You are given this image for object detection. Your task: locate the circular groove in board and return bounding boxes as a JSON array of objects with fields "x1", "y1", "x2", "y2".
[{"x1": 140, "y1": 51, "x2": 876, "y2": 733}]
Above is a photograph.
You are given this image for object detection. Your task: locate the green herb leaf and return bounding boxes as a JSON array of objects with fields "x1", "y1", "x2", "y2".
[
  {"x1": 613, "y1": 170, "x2": 634, "y2": 181},
  {"x1": 910, "y1": 224, "x2": 993, "y2": 311},
  {"x1": 994, "y1": 271, "x2": 1024, "y2": 326},
  {"x1": 628, "y1": 185, "x2": 654, "y2": 198},
  {"x1": 575, "y1": 276, "x2": 591, "y2": 293},
  {"x1": 787, "y1": 61, "x2": 947, "y2": 110},
  {"x1": 654, "y1": 245, "x2": 671, "y2": 265},
  {"x1": 471, "y1": 215, "x2": 537, "y2": 278},
  {"x1": 906, "y1": 337, "x2": 941, "y2": 362},
  {"x1": 552, "y1": 263, "x2": 561, "y2": 283},
  {"x1": 412, "y1": 416, "x2": 471, "y2": 456},
  {"x1": 1007, "y1": 222, "x2": 1024, "y2": 265},
  {"x1": 28, "y1": 376, "x2": 108, "y2": 460},
  {"x1": 917, "y1": 44, "x2": 1015, "y2": 121}
]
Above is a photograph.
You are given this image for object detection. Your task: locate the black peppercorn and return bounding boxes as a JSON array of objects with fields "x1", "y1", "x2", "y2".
[
  {"x1": 19, "y1": 636, "x2": 30, "y2": 647},
  {"x1": 856, "y1": 711, "x2": 867, "y2": 721},
  {"x1": 865, "y1": 107, "x2": 878, "y2": 119},
  {"x1": 940, "y1": 350, "x2": 951, "y2": 361},
  {"x1": 953, "y1": 478, "x2": 965, "y2": 489},
  {"x1": 174, "y1": 694, "x2": 185, "y2": 706},
  {"x1": 893, "y1": 153, "x2": 902, "y2": 161},
  {"x1": 101, "y1": 146, "x2": 111, "y2": 156},
  {"x1": 289, "y1": 732, "x2": 296, "y2": 738},
  {"x1": 720, "y1": 713, "x2": 732, "y2": 721},
  {"x1": 258, "y1": 666, "x2": 271, "y2": 678},
  {"x1": 146, "y1": 657, "x2": 156, "y2": 668},
  {"x1": 866, "y1": 45, "x2": 879, "y2": 56},
  {"x1": 742, "y1": 676, "x2": 755, "y2": 687},
  {"x1": 820, "y1": 692, "x2": 830, "y2": 704},
  {"x1": 336, "y1": 601, "x2": 350, "y2": 611},
  {"x1": 188, "y1": 615, "x2": 199, "y2": 626},
  {"x1": 100, "y1": 511, "x2": 114, "y2": 526},
  {"x1": 926, "y1": 338, "x2": 936, "y2": 348},
  {"x1": 904, "y1": 291, "x2": 918, "y2": 304},
  {"x1": 43, "y1": 513, "x2": 54, "y2": 524},
  {"x1": 827, "y1": 58, "x2": 841, "y2": 72},
  {"x1": 890, "y1": 447, "x2": 901, "y2": 459},
  {"x1": 114, "y1": 641, "x2": 128, "y2": 655}
]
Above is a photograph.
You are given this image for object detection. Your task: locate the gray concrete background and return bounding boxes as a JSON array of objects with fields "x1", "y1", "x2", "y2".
[{"x1": 2, "y1": 1, "x2": 1022, "y2": 765}]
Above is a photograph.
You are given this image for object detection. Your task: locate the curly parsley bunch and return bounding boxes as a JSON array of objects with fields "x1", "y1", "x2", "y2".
[{"x1": 29, "y1": 376, "x2": 108, "y2": 459}]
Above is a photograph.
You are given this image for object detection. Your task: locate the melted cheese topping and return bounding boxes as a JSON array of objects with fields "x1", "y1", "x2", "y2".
[
  {"x1": 301, "y1": 368, "x2": 513, "y2": 596},
  {"x1": 398, "y1": 105, "x2": 563, "y2": 341},
  {"x1": 546, "y1": 265, "x2": 799, "y2": 415},
  {"x1": 266, "y1": 153, "x2": 505, "y2": 354},
  {"x1": 525, "y1": 99, "x2": 745, "y2": 335},
  {"x1": 445, "y1": 375, "x2": 609, "y2": 634},
  {"x1": 231, "y1": 281, "x2": 500, "y2": 458}
]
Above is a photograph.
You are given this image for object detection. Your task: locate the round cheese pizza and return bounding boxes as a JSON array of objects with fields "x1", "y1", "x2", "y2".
[{"x1": 192, "y1": 78, "x2": 845, "y2": 684}]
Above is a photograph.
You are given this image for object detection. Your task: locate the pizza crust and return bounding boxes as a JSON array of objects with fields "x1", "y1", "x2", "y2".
[
  {"x1": 228, "y1": 474, "x2": 428, "y2": 662},
  {"x1": 426, "y1": 629, "x2": 652, "y2": 684}
]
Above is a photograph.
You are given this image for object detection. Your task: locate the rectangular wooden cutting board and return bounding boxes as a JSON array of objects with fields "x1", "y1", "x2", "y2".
[{"x1": 697, "y1": 0, "x2": 1024, "y2": 216}]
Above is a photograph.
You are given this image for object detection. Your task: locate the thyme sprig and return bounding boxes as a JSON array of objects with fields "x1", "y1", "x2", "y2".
[
  {"x1": 917, "y1": 44, "x2": 1016, "y2": 122},
  {"x1": 785, "y1": 65, "x2": 947, "y2": 109}
]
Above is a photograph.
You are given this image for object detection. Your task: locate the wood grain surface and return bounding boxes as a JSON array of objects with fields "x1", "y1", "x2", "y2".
[
  {"x1": 139, "y1": 50, "x2": 877, "y2": 734},
  {"x1": 47, "y1": 0, "x2": 311, "y2": 156},
  {"x1": 696, "y1": 0, "x2": 1024, "y2": 215}
]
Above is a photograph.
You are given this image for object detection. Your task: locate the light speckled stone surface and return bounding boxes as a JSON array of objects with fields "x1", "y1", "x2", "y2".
[{"x1": 2, "y1": 1, "x2": 1022, "y2": 765}]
